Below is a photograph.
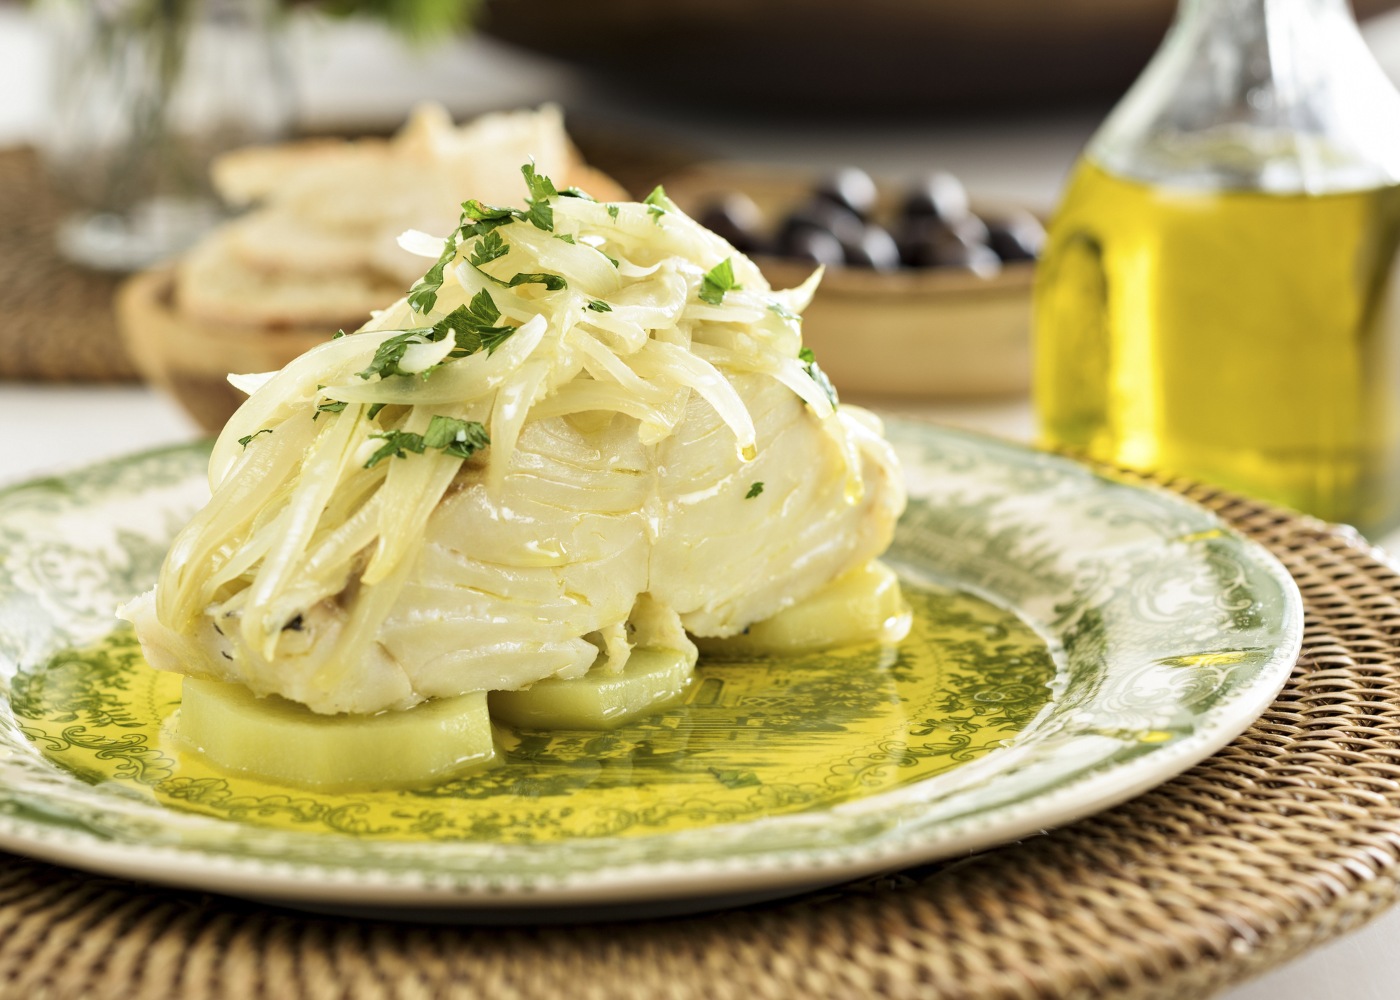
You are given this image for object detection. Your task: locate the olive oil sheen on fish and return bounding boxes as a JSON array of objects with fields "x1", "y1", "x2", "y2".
[{"x1": 1035, "y1": 160, "x2": 1400, "y2": 534}]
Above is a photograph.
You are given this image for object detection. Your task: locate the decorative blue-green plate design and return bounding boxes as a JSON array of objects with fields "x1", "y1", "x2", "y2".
[{"x1": 0, "y1": 421, "x2": 1302, "y2": 914}]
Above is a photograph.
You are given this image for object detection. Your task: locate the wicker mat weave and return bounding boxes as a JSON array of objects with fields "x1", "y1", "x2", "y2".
[
  {"x1": 0, "y1": 147, "x2": 139, "y2": 382},
  {"x1": 2, "y1": 479, "x2": 1400, "y2": 999}
]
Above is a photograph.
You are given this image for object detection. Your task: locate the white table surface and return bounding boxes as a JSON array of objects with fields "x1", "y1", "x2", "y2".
[{"x1": 5, "y1": 7, "x2": 1400, "y2": 998}]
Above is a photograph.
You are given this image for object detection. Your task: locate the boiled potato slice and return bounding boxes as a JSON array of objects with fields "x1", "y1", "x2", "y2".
[
  {"x1": 698, "y1": 561, "x2": 911, "y2": 657},
  {"x1": 179, "y1": 678, "x2": 496, "y2": 791},
  {"x1": 489, "y1": 648, "x2": 694, "y2": 731}
]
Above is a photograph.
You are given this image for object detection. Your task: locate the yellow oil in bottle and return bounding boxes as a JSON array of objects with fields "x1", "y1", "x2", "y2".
[{"x1": 1035, "y1": 159, "x2": 1400, "y2": 534}]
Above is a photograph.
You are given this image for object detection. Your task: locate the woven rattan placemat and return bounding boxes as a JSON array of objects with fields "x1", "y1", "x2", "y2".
[
  {"x1": 2, "y1": 476, "x2": 1400, "y2": 999},
  {"x1": 0, "y1": 147, "x2": 139, "y2": 382}
]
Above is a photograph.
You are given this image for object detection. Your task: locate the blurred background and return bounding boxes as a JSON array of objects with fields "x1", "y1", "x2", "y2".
[{"x1": 1, "y1": 0, "x2": 1395, "y2": 454}]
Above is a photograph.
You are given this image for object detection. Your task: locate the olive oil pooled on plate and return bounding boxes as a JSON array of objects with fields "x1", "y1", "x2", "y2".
[
  {"x1": 1035, "y1": 160, "x2": 1400, "y2": 531},
  {"x1": 12, "y1": 582, "x2": 1056, "y2": 843}
]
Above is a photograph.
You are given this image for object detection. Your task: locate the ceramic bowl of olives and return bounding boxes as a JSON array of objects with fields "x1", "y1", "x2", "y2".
[{"x1": 664, "y1": 163, "x2": 1043, "y2": 399}]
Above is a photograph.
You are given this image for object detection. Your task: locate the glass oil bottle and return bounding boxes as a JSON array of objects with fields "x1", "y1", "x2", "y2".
[{"x1": 1034, "y1": 0, "x2": 1400, "y2": 534}]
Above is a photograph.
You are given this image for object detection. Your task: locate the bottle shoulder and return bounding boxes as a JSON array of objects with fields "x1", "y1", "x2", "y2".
[{"x1": 1092, "y1": 0, "x2": 1400, "y2": 193}]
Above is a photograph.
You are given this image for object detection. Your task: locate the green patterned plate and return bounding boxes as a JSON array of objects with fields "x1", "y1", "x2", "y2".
[{"x1": 0, "y1": 421, "x2": 1302, "y2": 917}]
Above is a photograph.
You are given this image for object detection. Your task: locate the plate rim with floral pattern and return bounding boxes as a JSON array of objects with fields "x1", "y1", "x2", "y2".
[{"x1": 0, "y1": 420, "x2": 1303, "y2": 913}]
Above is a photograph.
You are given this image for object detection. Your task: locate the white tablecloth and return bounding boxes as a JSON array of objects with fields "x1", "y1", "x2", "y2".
[{"x1": 4, "y1": 7, "x2": 1400, "y2": 996}]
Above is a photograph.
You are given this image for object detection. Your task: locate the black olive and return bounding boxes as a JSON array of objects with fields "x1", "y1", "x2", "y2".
[
  {"x1": 986, "y1": 210, "x2": 1046, "y2": 261},
  {"x1": 902, "y1": 172, "x2": 970, "y2": 225},
  {"x1": 895, "y1": 216, "x2": 949, "y2": 266},
  {"x1": 845, "y1": 224, "x2": 901, "y2": 271},
  {"x1": 813, "y1": 167, "x2": 879, "y2": 220},
  {"x1": 900, "y1": 221, "x2": 1001, "y2": 277},
  {"x1": 952, "y1": 212, "x2": 991, "y2": 248},
  {"x1": 698, "y1": 193, "x2": 766, "y2": 253},
  {"x1": 779, "y1": 199, "x2": 866, "y2": 252},
  {"x1": 782, "y1": 227, "x2": 845, "y2": 267}
]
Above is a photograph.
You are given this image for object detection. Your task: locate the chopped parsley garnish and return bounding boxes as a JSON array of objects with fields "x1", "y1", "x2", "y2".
[
  {"x1": 314, "y1": 398, "x2": 347, "y2": 417},
  {"x1": 367, "y1": 402, "x2": 386, "y2": 420},
  {"x1": 406, "y1": 233, "x2": 459, "y2": 315},
  {"x1": 356, "y1": 329, "x2": 434, "y2": 381},
  {"x1": 363, "y1": 429, "x2": 425, "y2": 468},
  {"x1": 606, "y1": 204, "x2": 620, "y2": 221},
  {"x1": 422, "y1": 414, "x2": 491, "y2": 460},
  {"x1": 745, "y1": 481, "x2": 764, "y2": 499},
  {"x1": 554, "y1": 233, "x2": 576, "y2": 244},
  {"x1": 363, "y1": 417, "x2": 490, "y2": 468},
  {"x1": 558, "y1": 186, "x2": 595, "y2": 201},
  {"x1": 332, "y1": 329, "x2": 347, "y2": 340},
  {"x1": 439, "y1": 290, "x2": 518, "y2": 355},
  {"x1": 799, "y1": 347, "x2": 839, "y2": 408},
  {"x1": 462, "y1": 199, "x2": 519, "y2": 225},
  {"x1": 502, "y1": 271, "x2": 568, "y2": 291},
  {"x1": 406, "y1": 196, "x2": 533, "y2": 314},
  {"x1": 402, "y1": 165, "x2": 583, "y2": 316},
  {"x1": 521, "y1": 162, "x2": 557, "y2": 232},
  {"x1": 356, "y1": 290, "x2": 519, "y2": 382},
  {"x1": 699, "y1": 258, "x2": 740, "y2": 305},
  {"x1": 586, "y1": 299, "x2": 613, "y2": 313},
  {"x1": 237, "y1": 429, "x2": 272, "y2": 448},
  {"x1": 768, "y1": 301, "x2": 799, "y2": 322},
  {"x1": 468, "y1": 229, "x2": 509, "y2": 266},
  {"x1": 643, "y1": 185, "x2": 668, "y2": 224}
]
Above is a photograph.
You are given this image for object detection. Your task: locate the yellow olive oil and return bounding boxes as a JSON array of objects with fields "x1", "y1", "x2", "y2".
[
  {"x1": 1035, "y1": 159, "x2": 1400, "y2": 533},
  {"x1": 13, "y1": 582, "x2": 1056, "y2": 844}
]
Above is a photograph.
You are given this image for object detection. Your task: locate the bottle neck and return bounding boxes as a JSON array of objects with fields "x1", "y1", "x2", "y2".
[{"x1": 1090, "y1": 0, "x2": 1400, "y2": 191}]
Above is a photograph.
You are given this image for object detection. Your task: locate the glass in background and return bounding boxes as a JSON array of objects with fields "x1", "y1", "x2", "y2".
[{"x1": 39, "y1": 0, "x2": 294, "y2": 272}]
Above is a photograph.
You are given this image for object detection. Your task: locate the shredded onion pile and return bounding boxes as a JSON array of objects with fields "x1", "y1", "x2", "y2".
[{"x1": 155, "y1": 172, "x2": 856, "y2": 671}]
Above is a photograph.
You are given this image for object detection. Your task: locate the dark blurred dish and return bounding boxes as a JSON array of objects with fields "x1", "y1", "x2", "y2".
[{"x1": 481, "y1": 0, "x2": 1400, "y2": 111}]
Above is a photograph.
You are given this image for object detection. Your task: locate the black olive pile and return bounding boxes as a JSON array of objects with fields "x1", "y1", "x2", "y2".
[{"x1": 697, "y1": 167, "x2": 1044, "y2": 276}]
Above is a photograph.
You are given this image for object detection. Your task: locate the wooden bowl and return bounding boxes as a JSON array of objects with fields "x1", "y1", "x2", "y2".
[
  {"x1": 663, "y1": 163, "x2": 1035, "y2": 399},
  {"x1": 116, "y1": 267, "x2": 333, "y2": 434}
]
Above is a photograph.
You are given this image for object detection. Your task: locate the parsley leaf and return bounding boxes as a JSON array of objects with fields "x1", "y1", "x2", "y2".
[
  {"x1": 745, "y1": 481, "x2": 764, "y2": 499},
  {"x1": 406, "y1": 198, "x2": 530, "y2": 314},
  {"x1": 521, "y1": 162, "x2": 557, "y2": 232},
  {"x1": 315, "y1": 398, "x2": 347, "y2": 416},
  {"x1": 700, "y1": 258, "x2": 741, "y2": 305},
  {"x1": 504, "y1": 271, "x2": 568, "y2": 291},
  {"x1": 237, "y1": 429, "x2": 273, "y2": 448},
  {"x1": 586, "y1": 299, "x2": 612, "y2": 313},
  {"x1": 559, "y1": 186, "x2": 595, "y2": 201},
  {"x1": 768, "y1": 301, "x2": 799, "y2": 322},
  {"x1": 606, "y1": 204, "x2": 620, "y2": 221},
  {"x1": 357, "y1": 290, "x2": 520, "y2": 383},
  {"x1": 643, "y1": 185, "x2": 667, "y2": 224},
  {"x1": 363, "y1": 430, "x2": 426, "y2": 468},
  {"x1": 469, "y1": 229, "x2": 509, "y2": 266},
  {"x1": 461, "y1": 199, "x2": 522, "y2": 231},
  {"x1": 799, "y1": 347, "x2": 839, "y2": 408},
  {"x1": 554, "y1": 233, "x2": 576, "y2": 244},
  {"x1": 406, "y1": 234, "x2": 458, "y2": 315},
  {"x1": 437, "y1": 291, "x2": 517, "y2": 355},
  {"x1": 356, "y1": 327, "x2": 434, "y2": 381},
  {"x1": 367, "y1": 402, "x2": 386, "y2": 420},
  {"x1": 332, "y1": 329, "x2": 347, "y2": 340},
  {"x1": 422, "y1": 415, "x2": 491, "y2": 459},
  {"x1": 364, "y1": 417, "x2": 491, "y2": 468}
]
